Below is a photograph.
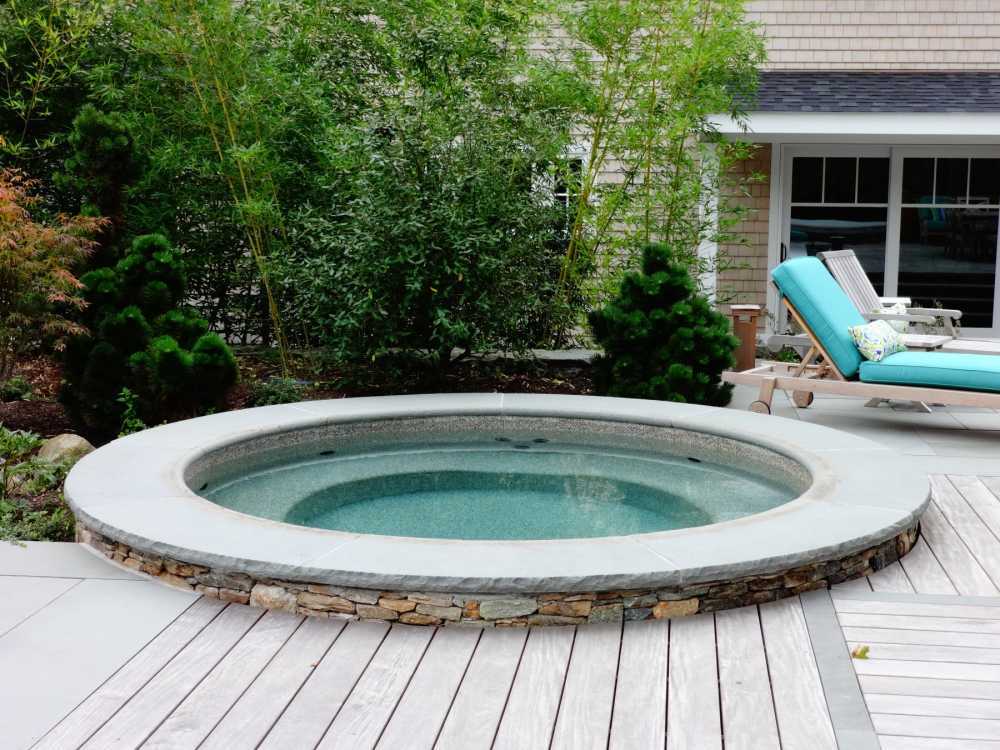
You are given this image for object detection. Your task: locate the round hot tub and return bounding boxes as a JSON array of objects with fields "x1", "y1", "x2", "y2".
[{"x1": 67, "y1": 394, "x2": 929, "y2": 626}]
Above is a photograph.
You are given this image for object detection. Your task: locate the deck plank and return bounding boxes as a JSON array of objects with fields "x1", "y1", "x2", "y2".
[
  {"x1": 376, "y1": 627, "x2": 481, "y2": 750},
  {"x1": 859, "y1": 674, "x2": 1000, "y2": 700},
  {"x1": 932, "y1": 476, "x2": 1000, "y2": 589},
  {"x1": 201, "y1": 616, "x2": 347, "y2": 750},
  {"x1": 879, "y1": 736, "x2": 1000, "y2": 750},
  {"x1": 838, "y1": 612, "x2": 1000, "y2": 633},
  {"x1": 948, "y1": 476, "x2": 1000, "y2": 542},
  {"x1": 873, "y1": 713, "x2": 1000, "y2": 741},
  {"x1": 843, "y1": 625, "x2": 1000, "y2": 649},
  {"x1": 316, "y1": 623, "x2": 434, "y2": 750},
  {"x1": 665, "y1": 613, "x2": 721, "y2": 750},
  {"x1": 899, "y1": 536, "x2": 959, "y2": 594},
  {"x1": 80, "y1": 603, "x2": 262, "y2": 749},
  {"x1": 847, "y1": 641, "x2": 1000, "y2": 664},
  {"x1": 760, "y1": 598, "x2": 838, "y2": 750},
  {"x1": 716, "y1": 605, "x2": 781, "y2": 750},
  {"x1": 921, "y1": 501, "x2": 998, "y2": 596},
  {"x1": 34, "y1": 596, "x2": 225, "y2": 750},
  {"x1": 867, "y1": 563, "x2": 914, "y2": 593},
  {"x1": 492, "y1": 625, "x2": 575, "y2": 750},
  {"x1": 853, "y1": 658, "x2": 1000, "y2": 682},
  {"x1": 833, "y1": 576, "x2": 873, "y2": 594},
  {"x1": 550, "y1": 622, "x2": 622, "y2": 750},
  {"x1": 608, "y1": 619, "x2": 669, "y2": 750},
  {"x1": 866, "y1": 693, "x2": 1000, "y2": 720},
  {"x1": 0, "y1": 579, "x2": 199, "y2": 750},
  {"x1": 260, "y1": 619, "x2": 389, "y2": 749},
  {"x1": 434, "y1": 627, "x2": 528, "y2": 750},
  {"x1": 835, "y1": 599, "x2": 1000, "y2": 620},
  {"x1": 142, "y1": 611, "x2": 303, "y2": 749}
]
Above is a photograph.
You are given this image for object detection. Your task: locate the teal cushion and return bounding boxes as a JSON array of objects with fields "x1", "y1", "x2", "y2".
[
  {"x1": 771, "y1": 257, "x2": 866, "y2": 378},
  {"x1": 860, "y1": 352, "x2": 1000, "y2": 393}
]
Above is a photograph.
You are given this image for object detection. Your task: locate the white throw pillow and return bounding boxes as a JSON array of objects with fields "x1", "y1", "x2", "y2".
[{"x1": 849, "y1": 319, "x2": 907, "y2": 362}]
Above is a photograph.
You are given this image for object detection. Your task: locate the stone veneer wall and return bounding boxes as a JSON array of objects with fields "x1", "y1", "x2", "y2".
[
  {"x1": 718, "y1": 143, "x2": 772, "y2": 329},
  {"x1": 79, "y1": 521, "x2": 919, "y2": 627},
  {"x1": 747, "y1": 0, "x2": 1000, "y2": 71}
]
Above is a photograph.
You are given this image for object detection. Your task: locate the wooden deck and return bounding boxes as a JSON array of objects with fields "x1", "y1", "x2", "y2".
[{"x1": 6, "y1": 473, "x2": 1000, "y2": 749}]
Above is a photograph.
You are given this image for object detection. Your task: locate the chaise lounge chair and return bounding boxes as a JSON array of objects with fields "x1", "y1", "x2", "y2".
[
  {"x1": 818, "y1": 249, "x2": 961, "y2": 337},
  {"x1": 723, "y1": 256, "x2": 1000, "y2": 414}
]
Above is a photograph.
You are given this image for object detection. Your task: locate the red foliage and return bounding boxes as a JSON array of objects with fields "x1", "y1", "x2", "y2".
[{"x1": 0, "y1": 169, "x2": 107, "y2": 379}]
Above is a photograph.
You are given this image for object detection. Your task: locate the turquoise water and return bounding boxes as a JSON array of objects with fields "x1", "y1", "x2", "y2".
[{"x1": 203, "y1": 435, "x2": 796, "y2": 540}]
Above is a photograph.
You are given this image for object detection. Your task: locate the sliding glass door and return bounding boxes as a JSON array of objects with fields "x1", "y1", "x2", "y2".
[{"x1": 781, "y1": 145, "x2": 1000, "y2": 334}]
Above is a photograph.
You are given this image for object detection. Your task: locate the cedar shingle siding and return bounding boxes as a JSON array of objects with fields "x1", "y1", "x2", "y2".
[{"x1": 748, "y1": 0, "x2": 1000, "y2": 71}]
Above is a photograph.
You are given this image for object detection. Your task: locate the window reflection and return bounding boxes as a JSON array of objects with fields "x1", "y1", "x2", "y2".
[
  {"x1": 899, "y1": 206, "x2": 999, "y2": 328},
  {"x1": 789, "y1": 206, "x2": 887, "y2": 293}
]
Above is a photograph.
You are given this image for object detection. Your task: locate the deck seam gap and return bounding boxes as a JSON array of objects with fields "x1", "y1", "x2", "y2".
[
  {"x1": 929, "y1": 492, "x2": 1000, "y2": 593},
  {"x1": 948, "y1": 475, "x2": 1000, "y2": 550},
  {"x1": 489, "y1": 625, "x2": 531, "y2": 749},
  {"x1": 757, "y1": 605, "x2": 784, "y2": 750},
  {"x1": 603, "y1": 617, "x2": 626, "y2": 749},
  {"x1": 194, "y1": 615, "x2": 310, "y2": 749},
  {"x1": 920, "y1": 504, "x2": 964, "y2": 595},
  {"x1": 309, "y1": 621, "x2": 392, "y2": 750},
  {"x1": 429, "y1": 628, "x2": 485, "y2": 750},
  {"x1": 372, "y1": 626, "x2": 438, "y2": 749},
  {"x1": 545, "y1": 626, "x2": 578, "y2": 750},
  {"x1": 135, "y1": 607, "x2": 266, "y2": 748},
  {"x1": 0, "y1": 577, "x2": 83, "y2": 641},
  {"x1": 251, "y1": 616, "x2": 352, "y2": 749}
]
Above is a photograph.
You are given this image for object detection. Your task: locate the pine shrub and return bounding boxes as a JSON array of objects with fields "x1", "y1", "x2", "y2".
[
  {"x1": 589, "y1": 244, "x2": 738, "y2": 406},
  {"x1": 62, "y1": 234, "x2": 237, "y2": 439}
]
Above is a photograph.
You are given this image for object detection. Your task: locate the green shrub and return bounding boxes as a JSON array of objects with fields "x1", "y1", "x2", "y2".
[
  {"x1": 248, "y1": 377, "x2": 310, "y2": 407},
  {"x1": 61, "y1": 233, "x2": 238, "y2": 439},
  {"x1": 1, "y1": 497, "x2": 75, "y2": 543},
  {"x1": 0, "y1": 376, "x2": 33, "y2": 402},
  {"x1": 589, "y1": 243, "x2": 739, "y2": 405},
  {"x1": 0, "y1": 427, "x2": 43, "y2": 462}
]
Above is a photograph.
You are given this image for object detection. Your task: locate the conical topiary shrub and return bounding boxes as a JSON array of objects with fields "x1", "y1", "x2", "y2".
[
  {"x1": 62, "y1": 234, "x2": 237, "y2": 439},
  {"x1": 589, "y1": 243, "x2": 738, "y2": 405}
]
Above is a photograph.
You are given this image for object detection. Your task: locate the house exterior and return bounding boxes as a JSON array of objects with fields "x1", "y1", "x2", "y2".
[{"x1": 715, "y1": 1, "x2": 1000, "y2": 336}]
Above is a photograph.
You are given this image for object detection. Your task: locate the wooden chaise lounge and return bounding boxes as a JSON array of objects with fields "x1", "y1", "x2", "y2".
[{"x1": 723, "y1": 257, "x2": 1000, "y2": 415}]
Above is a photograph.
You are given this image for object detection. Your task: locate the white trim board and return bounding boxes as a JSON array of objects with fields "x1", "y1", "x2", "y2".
[{"x1": 712, "y1": 112, "x2": 1000, "y2": 144}]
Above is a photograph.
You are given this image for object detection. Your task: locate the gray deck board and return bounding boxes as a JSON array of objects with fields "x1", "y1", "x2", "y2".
[
  {"x1": 434, "y1": 627, "x2": 528, "y2": 750},
  {"x1": 493, "y1": 625, "x2": 575, "y2": 750},
  {"x1": 200, "y1": 615, "x2": 347, "y2": 750},
  {"x1": 376, "y1": 626, "x2": 481, "y2": 750},
  {"x1": 665, "y1": 613, "x2": 721, "y2": 750},
  {"x1": 79, "y1": 604, "x2": 261, "y2": 749},
  {"x1": 760, "y1": 597, "x2": 839, "y2": 750},
  {"x1": 259, "y1": 619, "x2": 389, "y2": 749},
  {"x1": 142, "y1": 610, "x2": 303, "y2": 749},
  {"x1": 0, "y1": 542, "x2": 141, "y2": 579},
  {"x1": 607, "y1": 619, "x2": 669, "y2": 750},
  {"x1": 549, "y1": 622, "x2": 622, "y2": 750},
  {"x1": 317, "y1": 623, "x2": 434, "y2": 750},
  {"x1": 0, "y1": 579, "x2": 197, "y2": 750},
  {"x1": 899, "y1": 536, "x2": 959, "y2": 594},
  {"x1": 716, "y1": 605, "x2": 781, "y2": 750}
]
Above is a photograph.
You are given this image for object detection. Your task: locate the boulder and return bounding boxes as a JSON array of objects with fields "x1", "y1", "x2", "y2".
[{"x1": 37, "y1": 434, "x2": 94, "y2": 465}]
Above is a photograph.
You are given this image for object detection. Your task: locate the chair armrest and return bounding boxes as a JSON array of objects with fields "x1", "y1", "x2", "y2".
[
  {"x1": 879, "y1": 297, "x2": 912, "y2": 306},
  {"x1": 907, "y1": 307, "x2": 963, "y2": 320},
  {"x1": 864, "y1": 312, "x2": 938, "y2": 325}
]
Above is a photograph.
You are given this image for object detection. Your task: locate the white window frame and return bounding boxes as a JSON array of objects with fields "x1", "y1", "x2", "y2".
[{"x1": 770, "y1": 143, "x2": 1000, "y2": 335}]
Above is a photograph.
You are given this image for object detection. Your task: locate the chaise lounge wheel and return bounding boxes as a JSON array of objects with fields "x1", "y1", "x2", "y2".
[
  {"x1": 792, "y1": 391, "x2": 814, "y2": 408},
  {"x1": 749, "y1": 400, "x2": 771, "y2": 415}
]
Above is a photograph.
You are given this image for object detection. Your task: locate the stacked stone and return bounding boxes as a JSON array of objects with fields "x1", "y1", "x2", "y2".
[{"x1": 78, "y1": 521, "x2": 919, "y2": 627}]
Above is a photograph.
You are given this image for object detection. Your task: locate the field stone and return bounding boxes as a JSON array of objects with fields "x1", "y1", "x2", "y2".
[
  {"x1": 652, "y1": 599, "x2": 699, "y2": 619},
  {"x1": 415, "y1": 604, "x2": 462, "y2": 621},
  {"x1": 250, "y1": 584, "x2": 297, "y2": 613},
  {"x1": 196, "y1": 571, "x2": 253, "y2": 592},
  {"x1": 378, "y1": 598, "x2": 417, "y2": 613},
  {"x1": 479, "y1": 598, "x2": 538, "y2": 620},
  {"x1": 297, "y1": 591, "x2": 355, "y2": 613},
  {"x1": 37, "y1": 433, "x2": 93, "y2": 464},
  {"x1": 588, "y1": 603, "x2": 624, "y2": 624},
  {"x1": 357, "y1": 604, "x2": 399, "y2": 621},
  {"x1": 308, "y1": 585, "x2": 379, "y2": 605}
]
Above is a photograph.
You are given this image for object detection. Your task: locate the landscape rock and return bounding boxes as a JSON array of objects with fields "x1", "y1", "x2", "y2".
[
  {"x1": 479, "y1": 598, "x2": 537, "y2": 620},
  {"x1": 37, "y1": 433, "x2": 94, "y2": 464}
]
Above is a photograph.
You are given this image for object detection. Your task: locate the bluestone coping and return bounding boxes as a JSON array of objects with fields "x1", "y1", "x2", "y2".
[{"x1": 65, "y1": 394, "x2": 930, "y2": 593}]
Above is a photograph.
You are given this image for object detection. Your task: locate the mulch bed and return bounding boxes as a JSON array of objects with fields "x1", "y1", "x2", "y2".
[{"x1": 4, "y1": 351, "x2": 594, "y2": 442}]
